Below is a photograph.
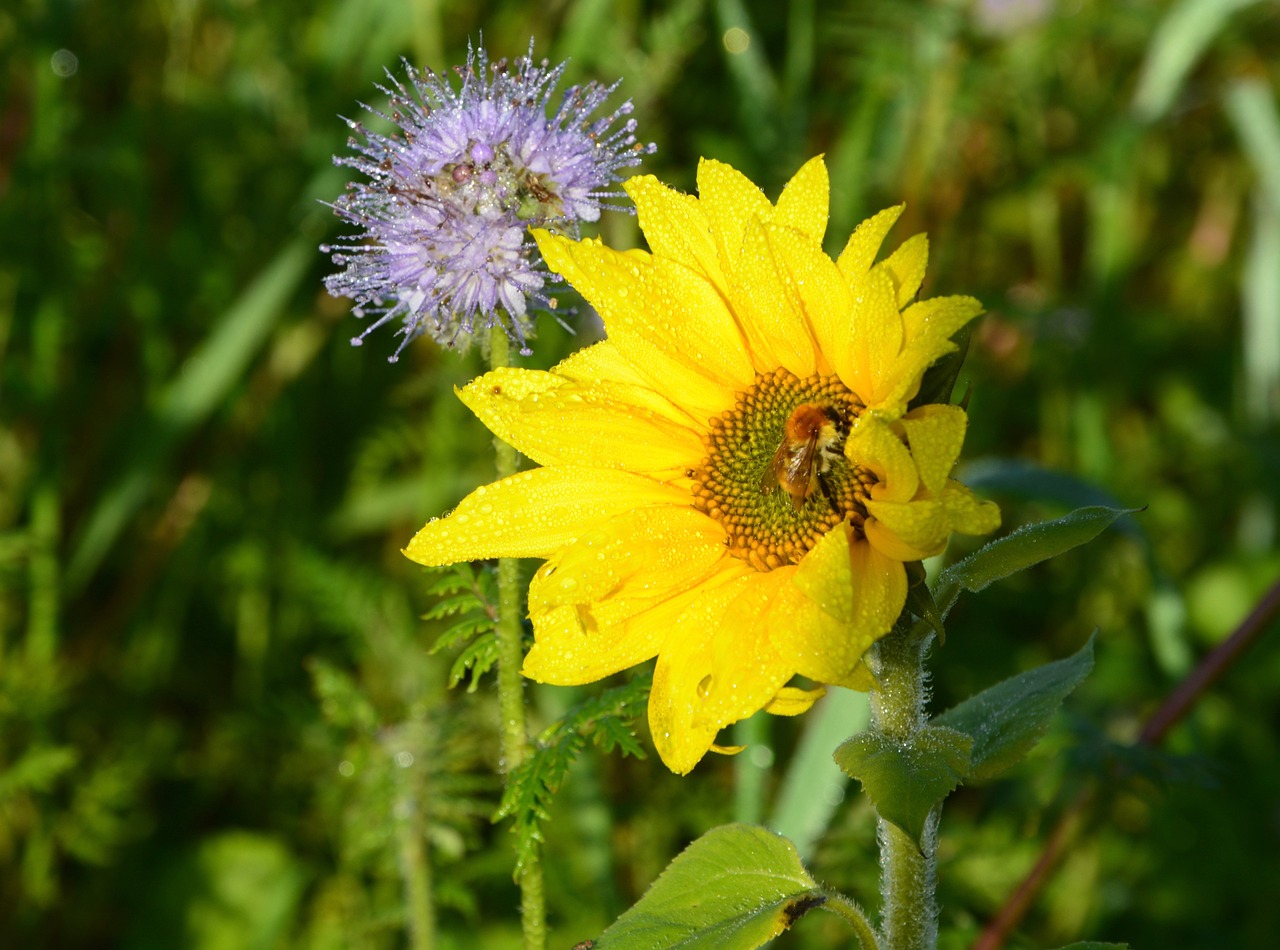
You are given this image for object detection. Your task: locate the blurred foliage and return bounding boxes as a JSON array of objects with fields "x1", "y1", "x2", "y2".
[{"x1": 2, "y1": 0, "x2": 1279, "y2": 947}]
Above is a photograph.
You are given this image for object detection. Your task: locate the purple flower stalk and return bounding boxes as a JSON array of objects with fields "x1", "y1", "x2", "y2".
[{"x1": 322, "y1": 40, "x2": 655, "y2": 362}]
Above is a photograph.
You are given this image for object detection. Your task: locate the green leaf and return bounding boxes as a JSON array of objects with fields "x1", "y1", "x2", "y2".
[
  {"x1": 498, "y1": 678, "x2": 650, "y2": 877},
  {"x1": 834, "y1": 725, "x2": 972, "y2": 846},
  {"x1": 1049, "y1": 943, "x2": 1131, "y2": 949},
  {"x1": 595, "y1": 824, "x2": 823, "y2": 950},
  {"x1": 934, "y1": 635, "x2": 1095, "y2": 782},
  {"x1": 904, "y1": 560, "x2": 944, "y2": 643},
  {"x1": 936, "y1": 506, "x2": 1135, "y2": 612}
]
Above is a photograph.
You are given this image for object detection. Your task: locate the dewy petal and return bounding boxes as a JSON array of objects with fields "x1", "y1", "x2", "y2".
[
  {"x1": 836, "y1": 204, "x2": 905, "y2": 282},
  {"x1": 789, "y1": 524, "x2": 906, "y2": 688},
  {"x1": 696, "y1": 158, "x2": 773, "y2": 281},
  {"x1": 534, "y1": 230, "x2": 751, "y2": 417},
  {"x1": 457, "y1": 368, "x2": 704, "y2": 475},
  {"x1": 840, "y1": 267, "x2": 904, "y2": 410},
  {"x1": 940, "y1": 482, "x2": 1002, "y2": 535},
  {"x1": 626, "y1": 174, "x2": 725, "y2": 290},
  {"x1": 881, "y1": 233, "x2": 929, "y2": 306},
  {"x1": 901, "y1": 295, "x2": 984, "y2": 349},
  {"x1": 864, "y1": 511, "x2": 947, "y2": 562},
  {"x1": 773, "y1": 155, "x2": 829, "y2": 247},
  {"x1": 553, "y1": 339, "x2": 654, "y2": 389},
  {"x1": 762, "y1": 221, "x2": 853, "y2": 377},
  {"x1": 900, "y1": 404, "x2": 968, "y2": 495},
  {"x1": 763, "y1": 685, "x2": 826, "y2": 716},
  {"x1": 846, "y1": 415, "x2": 919, "y2": 504},
  {"x1": 523, "y1": 507, "x2": 734, "y2": 684},
  {"x1": 531, "y1": 505, "x2": 729, "y2": 608},
  {"x1": 649, "y1": 569, "x2": 794, "y2": 774},
  {"x1": 403, "y1": 466, "x2": 687, "y2": 563},
  {"x1": 733, "y1": 220, "x2": 819, "y2": 378}
]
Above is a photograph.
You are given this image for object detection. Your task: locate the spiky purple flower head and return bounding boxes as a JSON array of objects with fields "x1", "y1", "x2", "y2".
[{"x1": 322, "y1": 40, "x2": 655, "y2": 362}]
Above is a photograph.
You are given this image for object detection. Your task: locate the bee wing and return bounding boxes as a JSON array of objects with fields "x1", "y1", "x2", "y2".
[{"x1": 782, "y1": 434, "x2": 819, "y2": 489}]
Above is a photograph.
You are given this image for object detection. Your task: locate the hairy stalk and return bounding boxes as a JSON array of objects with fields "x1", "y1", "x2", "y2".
[
  {"x1": 488, "y1": 326, "x2": 546, "y2": 950},
  {"x1": 869, "y1": 625, "x2": 937, "y2": 950},
  {"x1": 822, "y1": 890, "x2": 881, "y2": 949}
]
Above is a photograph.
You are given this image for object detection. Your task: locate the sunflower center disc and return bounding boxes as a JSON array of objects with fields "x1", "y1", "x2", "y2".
[{"x1": 691, "y1": 369, "x2": 873, "y2": 571}]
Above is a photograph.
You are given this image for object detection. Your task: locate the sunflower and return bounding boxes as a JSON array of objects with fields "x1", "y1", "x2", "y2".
[{"x1": 405, "y1": 156, "x2": 999, "y2": 774}]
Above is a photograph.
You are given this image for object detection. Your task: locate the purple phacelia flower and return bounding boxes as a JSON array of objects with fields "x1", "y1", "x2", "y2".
[{"x1": 321, "y1": 40, "x2": 656, "y2": 362}]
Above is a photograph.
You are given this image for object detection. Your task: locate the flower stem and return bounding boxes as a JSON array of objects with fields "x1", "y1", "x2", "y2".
[
  {"x1": 488, "y1": 326, "x2": 546, "y2": 950},
  {"x1": 869, "y1": 625, "x2": 938, "y2": 950}
]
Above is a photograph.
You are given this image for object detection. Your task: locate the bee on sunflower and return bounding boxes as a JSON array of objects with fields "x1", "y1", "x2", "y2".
[{"x1": 405, "y1": 155, "x2": 999, "y2": 774}]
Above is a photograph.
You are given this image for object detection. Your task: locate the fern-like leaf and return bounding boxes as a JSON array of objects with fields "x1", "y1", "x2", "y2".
[
  {"x1": 496, "y1": 675, "x2": 651, "y2": 876},
  {"x1": 420, "y1": 564, "x2": 501, "y2": 690}
]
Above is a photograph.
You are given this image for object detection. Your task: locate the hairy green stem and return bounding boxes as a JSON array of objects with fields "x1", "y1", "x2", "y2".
[
  {"x1": 869, "y1": 626, "x2": 937, "y2": 950},
  {"x1": 822, "y1": 890, "x2": 881, "y2": 949},
  {"x1": 488, "y1": 326, "x2": 546, "y2": 950}
]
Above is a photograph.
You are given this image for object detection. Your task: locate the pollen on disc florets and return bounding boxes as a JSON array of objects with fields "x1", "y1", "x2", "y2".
[{"x1": 691, "y1": 369, "x2": 873, "y2": 572}]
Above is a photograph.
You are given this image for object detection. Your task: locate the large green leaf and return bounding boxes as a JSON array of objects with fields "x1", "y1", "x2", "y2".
[
  {"x1": 935, "y1": 506, "x2": 1134, "y2": 615},
  {"x1": 834, "y1": 725, "x2": 973, "y2": 846},
  {"x1": 934, "y1": 636, "x2": 1095, "y2": 782},
  {"x1": 594, "y1": 824, "x2": 823, "y2": 949}
]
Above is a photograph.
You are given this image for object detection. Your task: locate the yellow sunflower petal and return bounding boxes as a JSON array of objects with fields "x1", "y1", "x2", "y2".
[
  {"x1": 864, "y1": 497, "x2": 953, "y2": 559},
  {"x1": 525, "y1": 570, "x2": 728, "y2": 686},
  {"x1": 403, "y1": 467, "x2": 686, "y2": 564},
  {"x1": 901, "y1": 295, "x2": 984, "y2": 348},
  {"x1": 836, "y1": 204, "x2": 905, "y2": 282},
  {"x1": 900, "y1": 404, "x2": 968, "y2": 494},
  {"x1": 733, "y1": 221, "x2": 819, "y2": 377},
  {"x1": 649, "y1": 569, "x2": 793, "y2": 774},
  {"x1": 940, "y1": 482, "x2": 1003, "y2": 535},
  {"x1": 534, "y1": 230, "x2": 749, "y2": 416},
  {"x1": 763, "y1": 685, "x2": 826, "y2": 716},
  {"x1": 761, "y1": 219, "x2": 853, "y2": 377},
  {"x1": 696, "y1": 158, "x2": 773, "y2": 279},
  {"x1": 626, "y1": 174, "x2": 724, "y2": 289},
  {"x1": 880, "y1": 233, "x2": 929, "y2": 306},
  {"x1": 709, "y1": 743, "x2": 747, "y2": 756},
  {"x1": 789, "y1": 526, "x2": 907, "y2": 687},
  {"x1": 457, "y1": 368, "x2": 704, "y2": 475},
  {"x1": 773, "y1": 155, "x2": 829, "y2": 246},
  {"x1": 842, "y1": 267, "x2": 905, "y2": 410},
  {"x1": 846, "y1": 415, "x2": 919, "y2": 503},
  {"x1": 553, "y1": 339, "x2": 653, "y2": 389},
  {"x1": 530, "y1": 505, "x2": 729, "y2": 608}
]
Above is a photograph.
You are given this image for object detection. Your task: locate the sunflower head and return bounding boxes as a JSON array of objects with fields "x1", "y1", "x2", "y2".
[{"x1": 406, "y1": 156, "x2": 998, "y2": 774}]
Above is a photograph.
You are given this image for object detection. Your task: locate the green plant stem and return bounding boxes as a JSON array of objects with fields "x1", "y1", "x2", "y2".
[
  {"x1": 821, "y1": 890, "x2": 881, "y2": 949},
  {"x1": 488, "y1": 326, "x2": 546, "y2": 950},
  {"x1": 869, "y1": 626, "x2": 937, "y2": 950},
  {"x1": 395, "y1": 758, "x2": 435, "y2": 950}
]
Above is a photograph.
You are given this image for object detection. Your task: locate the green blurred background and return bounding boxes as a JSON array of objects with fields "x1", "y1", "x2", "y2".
[{"x1": 2, "y1": 0, "x2": 1279, "y2": 946}]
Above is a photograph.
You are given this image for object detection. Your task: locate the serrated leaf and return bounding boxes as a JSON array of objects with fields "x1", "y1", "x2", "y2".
[
  {"x1": 933, "y1": 635, "x2": 1095, "y2": 781},
  {"x1": 432, "y1": 616, "x2": 490, "y2": 649},
  {"x1": 935, "y1": 506, "x2": 1134, "y2": 614},
  {"x1": 423, "y1": 592, "x2": 485, "y2": 620},
  {"x1": 834, "y1": 725, "x2": 972, "y2": 845},
  {"x1": 595, "y1": 824, "x2": 823, "y2": 950},
  {"x1": 448, "y1": 633, "x2": 499, "y2": 691}
]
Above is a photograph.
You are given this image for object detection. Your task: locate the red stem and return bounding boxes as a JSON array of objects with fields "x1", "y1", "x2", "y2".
[{"x1": 970, "y1": 575, "x2": 1280, "y2": 950}]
